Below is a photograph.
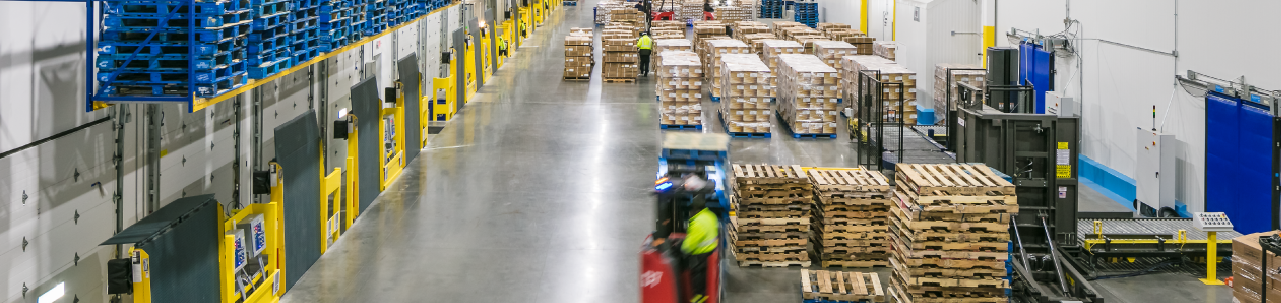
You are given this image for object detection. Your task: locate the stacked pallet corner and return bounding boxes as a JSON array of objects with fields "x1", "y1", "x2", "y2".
[
  {"x1": 889, "y1": 163, "x2": 1017, "y2": 303},
  {"x1": 656, "y1": 51, "x2": 705, "y2": 128},
  {"x1": 729, "y1": 164, "x2": 813, "y2": 267}
]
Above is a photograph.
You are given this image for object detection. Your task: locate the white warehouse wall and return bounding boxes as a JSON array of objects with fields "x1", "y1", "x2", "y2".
[
  {"x1": 820, "y1": 0, "x2": 863, "y2": 29},
  {"x1": 995, "y1": 0, "x2": 1281, "y2": 212}
]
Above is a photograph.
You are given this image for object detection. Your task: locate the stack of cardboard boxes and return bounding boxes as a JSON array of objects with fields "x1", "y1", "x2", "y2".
[
  {"x1": 816, "y1": 22, "x2": 851, "y2": 33},
  {"x1": 692, "y1": 21, "x2": 729, "y2": 51},
  {"x1": 772, "y1": 21, "x2": 807, "y2": 38},
  {"x1": 593, "y1": 0, "x2": 628, "y2": 24},
  {"x1": 795, "y1": 36, "x2": 831, "y2": 53},
  {"x1": 680, "y1": 0, "x2": 705, "y2": 22},
  {"x1": 656, "y1": 51, "x2": 705, "y2": 126},
  {"x1": 839, "y1": 55, "x2": 916, "y2": 123},
  {"x1": 602, "y1": 38, "x2": 638, "y2": 81},
  {"x1": 776, "y1": 54, "x2": 840, "y2": 136},
  {"x1": 563, "y1": 34, "x2": 594, "y2": 80},
  {"x1": 932, "y1": 63, "x2": 986, "y2": 126},
  {"x1": 718, "y1": 54, "x2": 774, "y2": 134},
  {"x1": 744, "y1": 35, "x2": 780, "y2": 54},
  {"x1": 702, "y1": 39, "x2": 752, "y2": 100},
  {"x1": 811, "y1": 41, "x2": 857, "y2": 67},
  {"x1": 713, "y1": 5, "x2": 753, "y2": 22},
  {"x1": 761, "y1": 40, "x2": 803, "y2": 69},
  {"x1": 1235, "y1": 232, "x2": 1281, "y2": 303},
  {"x1": 825, "y1": 29, "x2": 873, "y2": 54},
  {"x1": 654, "y1": 39, "x2": 693, "y2": 70},
  {"x1": 651, "y1": 21, "x2": 686, "y2": 40},
  {"x1": 873, "y1": 41, "x2": 897, "y2": 60}
]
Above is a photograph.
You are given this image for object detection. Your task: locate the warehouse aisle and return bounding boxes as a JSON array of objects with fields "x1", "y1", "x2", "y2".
[{"x1": 279, "y1": 1, "x2": 862, "y2": 302}]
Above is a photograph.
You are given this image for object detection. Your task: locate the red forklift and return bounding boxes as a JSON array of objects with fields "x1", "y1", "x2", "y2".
[{"x1": 641, "y1": 165, "x2": 725, "y2": 303}]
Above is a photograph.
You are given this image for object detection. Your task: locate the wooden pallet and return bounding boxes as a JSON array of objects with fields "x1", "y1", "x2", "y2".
[
  {"x1": 897, "y1": 275, "x2": 1009, "y2": 289},
  {"x1": 891, "y1": 202, "x2": 1012, "y2": 223},
  {"x1": 888, "y1": 217, "x2": 1011, "y2": 243},
  {"x1": 736, "y1": 245, "x2": 808, "y2": 254},
  {"x1": 603, "y1": 77, "x2": 636, "y2": 82},
  {"x1": 820, "y1": 202, "x2": 891, "y2": 211},
  {"x1": 889, "y1": 236, "x2": 1009, "y2": 260},
  {"x1": 815, "y1": 223, "x2": 890, "y2": 234},
  {"x1": 818, "y1": 196, "x2": 894, "y2": 206},
  {"x1": 817, "y1": 238, "x2": 890, "y2": 247},
  {"x1": 890, "y1": 207, "x2": 1006, "y2": 232},
  {"x1": 735, "y1": 251, "x2": 810, "y2": 262},
  {"x1": 819, "y1": 210, "x2": 890, "y2": 219},
  {"x1": 890, "y1": 257, "x2": 1007, "y2": 278},
  {"x1": 736, "y1": 209, "x2": 810, "y2": 218},
  {"x1": 739, "y1": 260, "x2": 812, "y2": 267},
  {"x1": 890, "y1": 281, "x2": 1009, "y2": 303},
  {"x1": 733, "y1": 224, "x2": 811, "y2": 233},
  {"x1": 732, "y1": 164, "x2": 810, "y2": 184},
  {"x1": 817, "y1": 216, "x2": 889, "y2": 226},
  {"x1": 821, "y1": 259, "x2": 890, "y2": 268},
  {"x1": 888, "y1": 246, "x2": 1007, "y2": 270},
  {"x1": 736, "y1": 201, "x2": 812, "y2": 212},
  {"x1": 808, "y1": 168, "x2": 892, "y2": 192},
  {"x1": 563, "y1": 76, "x2": 591, "y2": 81},
  {"x1": 732, "y1": 237, "x2": 808, "y2": 247},
  {"x1": 802, "y1": 269, "x2": 885, "y2": 302},
  {"x1": 895, "y1": 164, "x2": 1016, "y2": 195},
  {"x1": 893, "y1": 183, "x2": 1018, "y2": 207},
  {"x1": 735, "y1": 216, "x2": 811, "y2": 226}
]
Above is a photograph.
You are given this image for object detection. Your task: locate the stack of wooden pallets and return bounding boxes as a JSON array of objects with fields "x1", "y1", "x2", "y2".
[
  {"x1": 889, "y1": 163, "x2": 1017, "y2": 303},
  {"x1": 807, "y1": 168, "x2": 893, "y2": 268},
  {"x1": 729, "y1": 164, "x2": 813, "y2": 267},
  {"x1": 801, "y1": 269, "x2": 885, "y2": 303}
]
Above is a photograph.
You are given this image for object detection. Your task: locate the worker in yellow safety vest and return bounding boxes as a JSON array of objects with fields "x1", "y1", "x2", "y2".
[
  {"x1": 519, "y1": 21, "x2": 526, "y2": 39},
  {"x1": 637, "y1": 32, "x2": 653, "y2": 77},
  {"x1": 498, "y1": 37, "x2": 508, "y2": 57},
  {"x1": 680, "y1": 177, "x2": 718, "y2": 303}
]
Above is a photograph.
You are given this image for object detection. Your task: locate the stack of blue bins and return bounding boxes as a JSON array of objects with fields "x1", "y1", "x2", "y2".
[
  {"x1": 349, "y1": 0, "x2": 368, "y2": 40},
  {"x1": 759, "y1": 0, "x2": 783, "y2": 18},
  {"x1": 319, "y1": 0, "x2": 352, "y2": 52},
  {"x1": 248, "y1": 0, "x2": 293, "y2": 78},
  {"x1": 793, "y1": 1, "x2": 818, "y2": 27},
  {"x1": 364, "y1": 0, "x2": 386, "y2": 36},
  {"x1": 385, "y1": 0, "x2": 402, "y2": 25},
  {"x1": 290, "y1": 0, "x2": 322, "y2": 64},
  {"x1": 97, "y1": 0, "x2": 252, "y2": 97}
]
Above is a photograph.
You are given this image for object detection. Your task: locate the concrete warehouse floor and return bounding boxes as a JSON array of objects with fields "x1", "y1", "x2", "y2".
[{"x1": 277, "y1": 1, "x2": 1234, "y2": 302}]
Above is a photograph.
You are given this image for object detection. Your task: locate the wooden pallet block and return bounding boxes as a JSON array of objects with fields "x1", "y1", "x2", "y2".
[
  {"x1": 736, "y1": 201, "x2": 812, "y2": 212},
  {"x1": 802, "y1": 269, "x2": 886, "y2": 302},
  {"x1": 890, "y1": 207, "x2": 1007, "y2": 232},
  {"x1": 890, "y1": 274, "x2": 1011, "y2": 296},
  {"x1": 898, "y1": 275, "x2": 1010, "y2": 289},
  {"x1": 733, "y1": 224, "x2": 811, "y2": 233},
  {"x1": 736, "y1": 195, "x2": 814, "y2": 205},
  {"x1": 732, "y1": 230, "x2": 811, "y2": 240},
  {"x1": 820, "y1": 201, "x2": 891, "y2": 211},
  {"x1": 894, "y1": 164, "x2": 1016, "y2": 195},
  {"x1": 603, "y1": 77, "x2": 636, "y2": 82},
  {"x1": 808, "y1": 168, "x2": 893, "y2": 192},
  {"x1": 820, "y1": 210, "x2": 890, "y2": 219},
  {"x1": 887, "y1": 246, "x2": 1007, "y2": 270},
  {"x1": 818, "y1": 238, "x2": 890, "y2": 247},
  {"x1": 888, "y1": 234, "x2": 1009, "y2": 260},
  {"x1": 889, "y1": 256, "x2": 1007, "y2": 278}
]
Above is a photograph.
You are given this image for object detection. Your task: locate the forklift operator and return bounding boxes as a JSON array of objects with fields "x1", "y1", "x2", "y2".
[{"x1": 682, "y1": 196, "x2": 718, "y2": 303}]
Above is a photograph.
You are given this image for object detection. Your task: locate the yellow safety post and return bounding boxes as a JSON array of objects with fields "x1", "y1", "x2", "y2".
[
  {"x1": 379, "y1": 82, "x2": 406, "y2": 190},
  {"x1": 131, "y1": 248, "x2": 153, "y2": 303},
  {"x1": 463, "y1": 37, "x2": 478, "y2": 102},
  {"x1": 430, "y1": 58, "x2": 457, "y2": 122},
  {"x1": 345, "y1": 118, "x2": 359, "y2": 229},
  {"x1": 320, "y1": 167, "x2": 342, "y2": 253},
  {"x1": 217, "y1": 189, "x2": 286, "y2": 303},
  {"x1": 1201, "y1": 231, "x2": 1225, "y2": 285}
]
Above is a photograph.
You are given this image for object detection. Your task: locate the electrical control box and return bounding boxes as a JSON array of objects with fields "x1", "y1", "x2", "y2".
[
  {"x1": 236, "y1": 214, "x2": 267, "y2": 256},
  {"x1": 1192, "y1": 212, "x2": 1234, "y2": 232},
  {"x1": 1045, "y1": 91, "x2": 1076, "y2": 117},
  {"x1": 227, "y1": 229, "x2": 248, "y2": 271},
  {"x1": 1135, "y1": 129, "x2": 1177, "y2": 217}
]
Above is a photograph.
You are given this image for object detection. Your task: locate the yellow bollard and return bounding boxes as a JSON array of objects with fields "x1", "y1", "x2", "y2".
[{"x1": 1200, "y1": 231, "x2": 1225, "y2": 285}]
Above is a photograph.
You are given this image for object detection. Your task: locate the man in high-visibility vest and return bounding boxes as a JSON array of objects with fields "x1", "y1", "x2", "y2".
[
  {"x1": 678, "y1": 176, "x2": 718, "y2": 303},
  {"x1": 519, "y1": 21, "x2": 526, "y2": 39},
  {"x1": 498, "y1": 37, "x2": 509, "y2": 57},
  {"x1": 637, "y1": 32, "x2": 653, "y2": 77}
]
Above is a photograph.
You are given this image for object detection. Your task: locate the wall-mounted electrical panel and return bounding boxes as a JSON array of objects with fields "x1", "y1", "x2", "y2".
[
  {"x1": 237, "y1": 214, "x2": 267, "y2": 256},
  {"x1": 1135, "y1": 129, "x2": 1177, "y2": 217}
]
